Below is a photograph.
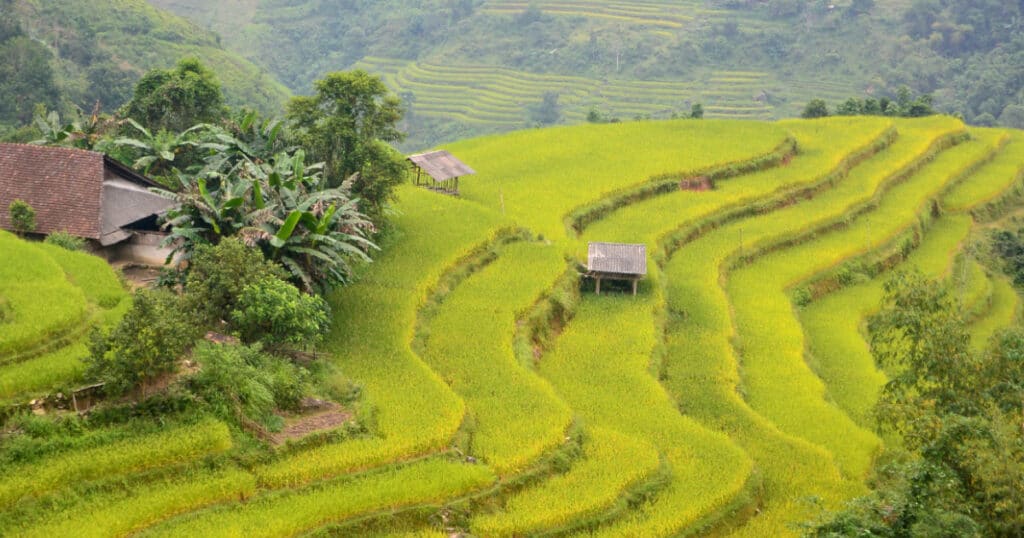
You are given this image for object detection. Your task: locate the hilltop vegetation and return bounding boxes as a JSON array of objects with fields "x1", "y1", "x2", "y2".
[
  {"x1": 0, "y1": 0, "x2": 290, "y2": 135},
  {"x1": 3, "y1": 114, "x2": 1024, "y2": 535},
  {"x1": 145, "y1": 0, "x2": 1024, "y2": 148}
]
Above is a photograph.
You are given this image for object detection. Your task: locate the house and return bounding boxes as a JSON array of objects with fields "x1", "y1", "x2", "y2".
[
  {"x1": 0, "y1": 143, "x2": 176, "y2": 265},
  {"x1": 587, "y1": 242, "x2": 647, "y2": 295},
  {"x1": 407, "y1": 150, "x2": 475, "y2": 195}
]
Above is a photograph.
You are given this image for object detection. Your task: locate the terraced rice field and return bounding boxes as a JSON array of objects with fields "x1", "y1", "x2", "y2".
[
  {"x1": 3, "y1": 117, "x2": 1024, "y2": 536},
  {"x1": 356, "y1": 56, "x2": 825, "y2": 133}
]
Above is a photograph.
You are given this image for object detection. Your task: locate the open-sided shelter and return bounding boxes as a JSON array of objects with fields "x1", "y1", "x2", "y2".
[
  {"x1": 407, "y1": 150, "x2": 475, "y2": 195},
  {"x1": 0, "y1": 143, "x2": 175, "y2": 264},
  {"x1": 587, "y1": 242, "x2": 647, "y2": 295}
]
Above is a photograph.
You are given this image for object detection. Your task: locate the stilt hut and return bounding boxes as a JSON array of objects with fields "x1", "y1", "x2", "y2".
[
  {"x1": 587, "y1": 242, "x2": 647, "y2": 295},
  {"x1": 407, "y1": 150, "x2": 475, "y2": 195}
]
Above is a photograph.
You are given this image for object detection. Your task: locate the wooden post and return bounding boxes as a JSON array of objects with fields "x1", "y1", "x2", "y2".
[
  {"x1": 596, "y1": 276, "x2": 601, "y2": 295},
  {"x1": 416, "y1": 167, "x2": 421, "y2": 186},
  {"x1": 632, "y1": 279, "x2": 638, "y2": 296}
]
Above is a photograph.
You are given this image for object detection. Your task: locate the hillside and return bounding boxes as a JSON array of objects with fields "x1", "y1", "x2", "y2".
[
  {"x1": 2, "y1": 117, "x2": 1023, "y2": 535},
  {"x1": 0, "y1": 0, "x2": 291, "y2": 132},
  {"x1": 147, "y1": 0, "x2": 1024, "y2": 149}
]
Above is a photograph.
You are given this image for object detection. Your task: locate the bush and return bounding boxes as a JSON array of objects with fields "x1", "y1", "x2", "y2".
[
  {"x1": 184, "y1": 238, "x2": 287, "y2": 325},
  {"x1": 86, "y1": 289, "x2": 200, "y2": 396},
  {"x1": 187, "y1": 342, "x2": 310, "y2": 426},
  {"x1": 44, "y1": 231, "x2": 86, "y2": 251},
  {"x1": 8, "y1": 199, "x2": 36, "y2": 234},
  {"x1": 801, "y1": 98, "x2": 830, "y2": 119},
  {"x1": 229, "y1": 277, "x2": 330, "y2": 350}
]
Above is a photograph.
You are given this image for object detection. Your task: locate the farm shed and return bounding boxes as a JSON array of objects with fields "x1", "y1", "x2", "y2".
[
  {"x1": 587, "y1": 242, "x2": 647, "y2": 295},
  {"x1": 407, "y1": 150, "x2": 475, "y2": 195},
  {"x1": 0, "y1": 143, "x2": 175, "y2": 265}
]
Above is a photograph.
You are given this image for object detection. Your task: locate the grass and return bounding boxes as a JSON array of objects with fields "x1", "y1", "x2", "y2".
[
  {"x1": 970, "y1": 274, "x2": 1020, "y2": 352},
  {"x1": 469, "y1": 427, "x2": 661, "y2": 537},
  {"x1": 254, "y1": 187, "x2": 509, "y2": 488},
  {"x1": 0, "y1": 419, "x2": 232, "y2": 508},
  {"x1": 0, "y1": 343, "x2": 89, "y2": 402},
  {"x1": 727, "y1": 133, "x2": 997, "y2": 478},
  {"x1": 12, "y1": 470, "x2": 256, "y2": 538},
  {"x1": 143, "y1": 458, "x2": 496, "y2": 537},
  {"x1": 447, "y1": 119, "x2": 789, "y2": 239},
  {"x1": 0, "y1": 232, "x2": 89, "y2": 357},
  {"x1": 660, "y1": 116, "x2": 966, "y2": 535},
  {"x1": 801, "y1": 215, "x2": 972, "y2": 427},
  {"x1": 943, "y1": 130, "x2": 1024, "y2": 212},
  {"x1": 418, "y1": 241, "x2": 572, "y2": 475}
]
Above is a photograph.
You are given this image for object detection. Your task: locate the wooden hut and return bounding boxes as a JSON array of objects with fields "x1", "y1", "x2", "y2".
[
  {"x1": 407, "y1": 150, "x2": 475, "y2": 195},
  {"x1": 587, "y1": 242, "x2": 647, "y2": 295}
]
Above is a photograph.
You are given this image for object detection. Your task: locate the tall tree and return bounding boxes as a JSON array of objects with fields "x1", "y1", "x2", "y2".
[
  {"x1": 122, "y1": 57, "x2": 226, "y2": 134},
  {"x1": 286, "y1": 70, "x2": 406, "y2": 225}
]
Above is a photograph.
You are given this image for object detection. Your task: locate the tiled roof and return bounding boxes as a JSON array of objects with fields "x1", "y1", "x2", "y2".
[
  {"x1": 0, "y1": 143, "x2": 106, "y2": 239},
  {"x1": 587, "y1": 242, "x2": 647, "y2": 276},
  {"x1": 407, "y1": 150, "x2": 475, "y2": 182},
  {"x1": 0, "y1": 143, "x2": 165, "y2": 241}
]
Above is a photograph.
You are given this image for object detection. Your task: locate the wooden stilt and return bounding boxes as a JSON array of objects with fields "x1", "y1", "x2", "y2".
[
  {"x1": 632, "y1": 279, "x2": 638, "y2": 296},
  {"x1": 596, "y1": 277, "x2": 601, "y2": 295}
]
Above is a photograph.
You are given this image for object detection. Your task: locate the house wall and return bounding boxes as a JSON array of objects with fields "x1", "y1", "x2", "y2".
[{"x1": 103, "y1": 231, "x2": 180, "y2": 267}]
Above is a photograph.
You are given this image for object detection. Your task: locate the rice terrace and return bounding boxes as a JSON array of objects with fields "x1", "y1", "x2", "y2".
[{"x1": 2, "y1": 110, "x2": 1024, "y2": 536}]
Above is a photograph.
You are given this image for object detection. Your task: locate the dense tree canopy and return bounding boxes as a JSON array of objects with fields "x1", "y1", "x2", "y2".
[
  {"x1": 122, "y1": 57, "x2": 227, "y2": 134},
  {"x1": 286, "y1": 70, "x2": 406, "y2": 224}
]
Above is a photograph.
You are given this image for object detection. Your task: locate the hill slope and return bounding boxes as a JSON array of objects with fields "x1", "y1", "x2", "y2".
[
  {"x1": 3, "y1": 118, "x2": 1023, "y2": 536},
  {"x1": 147, "y1": 0, "x2": 1024, "y2": 149},
  {"x1": 0, "y1": 0, "x2": 291, "y2": 131}
]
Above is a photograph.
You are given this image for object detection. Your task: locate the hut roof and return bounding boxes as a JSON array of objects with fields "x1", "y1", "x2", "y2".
[
  {"x1": 587, "y1": 242, "x2": 647, "y2": 276},
  {"x1": 407, "y1": 150, "x2": 475, "y2": 182},
  {"x1": 0, "y1": 143, "x2": 172, "y2": 244}
]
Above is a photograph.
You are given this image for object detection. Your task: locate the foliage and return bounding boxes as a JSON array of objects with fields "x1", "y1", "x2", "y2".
[
  {"x1": 8, "y1": 199, "x2": 36, "y2": 234},
  {"x1": 286, "y1": 70, "x2": 406, "y2": 223},
  {"x1": 810, "y1": 272, "x2": 1024, "y2": 536},
  {"x1": 991, "y1": 226, "x2": 1024, "y2": 287},
  {"x1": 112, "y1": 119, "x2": 208, "y2": 182},
  {"x1": 181, "y1": 238, "x2": 286, "y2": 325},
  {"x1": 86, "y1": 289, "x2": 200, "y2": 396},
  {"x1": 528, "y1": 91, "x2": 562, "y2": 125},
  {"x1": 43, "y1": 231, "x2": 86, "y2": 252},
  {"x1": 121, "y1": 57, "x2": 226, "y2": 134},
  {"x1": 0, "y1": 25, "x2": 59, "y2": 127},
  {"x1": 186, "y1": 342, "x2": 309, "y2": 427},
  {"x1": 801, "y1": 99, "x2": 830, "y2": 119},
  {"x1": 229, "y1": 277, "x2": 330, "y2": 350},
  {"x1": 160, "y1": 148, "x2": 376, "y2": 291}
]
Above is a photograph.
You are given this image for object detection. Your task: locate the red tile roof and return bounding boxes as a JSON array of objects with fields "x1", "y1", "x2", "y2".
[{"x1": 0, "y1": 143, "x2": 156, "y2": 240}]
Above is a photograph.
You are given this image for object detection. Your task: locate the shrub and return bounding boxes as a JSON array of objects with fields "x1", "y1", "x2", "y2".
[
  {"x1": 229, "y1": 277, "x2": 330, "y2": 350},
  {"x1": 86, "y1": 289, "x2": 200, "y2": 396},
  {"x1": 187, "y1": 342, "x2": 310, "y2": 426},
  {"x1": 184, "y1": 239, "x2": 286, "y2": 325},
  {"x1": 8, "y1": 199, "x2": 36, "y2": 234},
  {"x1": 44, "y1": 231, "x2": 86, "y2": 251}
]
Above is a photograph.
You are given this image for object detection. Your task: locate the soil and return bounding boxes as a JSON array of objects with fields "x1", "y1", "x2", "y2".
[{"x1": 270, "y1": 400, "x2": 354, "y2": 446}]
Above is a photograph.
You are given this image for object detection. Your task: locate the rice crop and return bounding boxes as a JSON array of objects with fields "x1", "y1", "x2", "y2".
[
  {"x1": 34, "y1": 242, "x2": 127, "y2": 310},
  {"x1": 14, "y1": 470, "x2": 256, "y2": 538},
  {"x1": 144, "y1": 458, "x2": 496, "y2": 537},
  {"x1": 727, "y1": 127, "x2": 995, "y2": 479},
  {"x1": 470, "y1": 427, "x2": 661, "y2": 536},
  {"x1": 256, "y1": 187, "x2": 509, "y2": 488},
  {"x1": 447, "y1": 119, "x2": 790, "y2": 239},
  {"x1": 970, "y1": 274, "x2": 1020, "y2": 352},
  {"x1": 418, "y1": 241, "x2": 572, "y2": 475},
  {"x1": 943, "y1": 130, "x2": 1024, "y2": 212},
  {"x1": 0, "y1": 419, "x2": 232, "y2": 507},
  {"x1": 0, "y1": 342, "x2": 88, "y2": 401}
]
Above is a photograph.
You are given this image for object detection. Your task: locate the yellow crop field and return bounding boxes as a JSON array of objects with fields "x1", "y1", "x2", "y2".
[{"x1": 5, "y1": 117, "x2": 1024, "y2": 537}]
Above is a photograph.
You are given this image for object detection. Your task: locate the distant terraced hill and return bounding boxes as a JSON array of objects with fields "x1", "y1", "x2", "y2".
[{"x1": 4, "y1": 117, "x2": 1023, "y2": 536}]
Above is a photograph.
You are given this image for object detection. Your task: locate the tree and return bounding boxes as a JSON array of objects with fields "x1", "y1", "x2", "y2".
[
  {"x1": 230, "y1": 277, "x2": 330, "y2": 350},
  {"x1": 0, "y1": 36, "x2": 60, "y2": 125},
  {"x1": 529, "y1": 91, "x2": 561, "y2": 125},
  {"x1": 690, "y1": 103, "x2": 705, "y2": 119},
  {"x1": 809, "y1": 271, "x2": 1024, "y2": 536},
  {"x1": 181, "y1": 238, "x2": 287, "y2": 325},
  {"x1": 286, "y1": 70, "x2": 405, "y2": 225},
  {"x1": 112, "y1": 119, "x2": 207, "y2": 182},
  {"x1": 86, "y1": 289, "x2": 200, "y2": 397},
  {"x1": 801, "y1": 98, "x2": 830, "y2": 118},
  {"x1": 158, "y1": 150, "x2": 377, "y2": 292},
  {"x1": 122, "y1": 57, "x2": 226, "y2": 134},
  {"x1": 8, "y1": 199, "x2": 36, "y2": 235}
]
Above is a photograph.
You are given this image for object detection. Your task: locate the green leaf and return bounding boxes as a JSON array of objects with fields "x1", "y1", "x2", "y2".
[{"x1": 273, "y1": 210, "x2": 303, "y2": 247}]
